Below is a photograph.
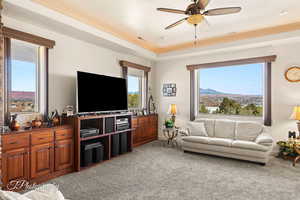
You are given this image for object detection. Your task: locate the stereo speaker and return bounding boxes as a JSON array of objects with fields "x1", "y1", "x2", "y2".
[
  {"x1": 105, "y1": 117, "x2": 115, "y2": 133},
  {"x1": 111, "y1": 133, "x2": 120, "y2": 157},
  {"x1": 119, "y1": 133, "x2": 127, "y2": 154}
]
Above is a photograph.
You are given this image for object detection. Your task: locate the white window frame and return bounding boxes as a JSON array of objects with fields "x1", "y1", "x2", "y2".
[{"x1": 127, "y1": 74, "x2": 144, "y2": 109}]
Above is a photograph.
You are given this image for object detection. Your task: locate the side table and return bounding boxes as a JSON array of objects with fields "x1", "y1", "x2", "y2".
[{"x1": 162, "y1": 127, "x2": 179, "y2": 147}]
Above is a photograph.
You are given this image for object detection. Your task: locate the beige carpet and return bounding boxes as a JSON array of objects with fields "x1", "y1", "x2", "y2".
[{"x1": 50, "y1": 141, "x2": 300, "y2": 200}]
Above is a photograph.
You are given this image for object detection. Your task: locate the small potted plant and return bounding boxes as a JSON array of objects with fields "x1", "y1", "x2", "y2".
[{"x1": 164, "y1": 119, "x2": 174, "y2": 128}]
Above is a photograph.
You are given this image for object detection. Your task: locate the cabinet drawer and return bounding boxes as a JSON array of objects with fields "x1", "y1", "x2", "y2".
[
  {"x1": 55, "y1": 128, "x2": 73, "y2": 141},
  {"x1": 132, "y1": 118, "x2": 138, "y2": 128},
  {"x1": 31, "y1": 130, "x2": 53, "y2": 145},
  {"x1": 2, "y1": 133, "x2": 30, "y2": 151},
  {"x1": 138, "y1": 117, "x2": 148, "y2": 124}
]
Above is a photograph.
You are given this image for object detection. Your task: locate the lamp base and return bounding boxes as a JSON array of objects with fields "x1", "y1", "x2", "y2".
[
  {"x1": 297, "y1": 121, "x2": 300, "y2": 136},
  {"x1": 171, "y1": 115, "x2": 176, "y2": 124}
]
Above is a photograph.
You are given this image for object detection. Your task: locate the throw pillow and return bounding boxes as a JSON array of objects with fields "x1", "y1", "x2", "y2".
[
  {"x1": 187, "y1": 122, "x2": 208, "y2": 137},
  {"x1": 24, "y1": 184, "x2": 65, "y2": 200}
]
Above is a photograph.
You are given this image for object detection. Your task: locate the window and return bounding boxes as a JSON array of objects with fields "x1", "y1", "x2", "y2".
[
  {"x1": 198, "y1": 63, "x2": 264, "y2": 118},
  {"x1": 127, "y1": 75, "x2": 142, "y2": 109},
  {"x1": 7, "y1": 39, "x2": 46, "y2": 114}
]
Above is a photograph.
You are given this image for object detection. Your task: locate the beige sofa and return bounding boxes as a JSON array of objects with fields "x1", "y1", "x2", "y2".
[{"x1": 181, "y1": 118, "x2": 274, "y2": 165}]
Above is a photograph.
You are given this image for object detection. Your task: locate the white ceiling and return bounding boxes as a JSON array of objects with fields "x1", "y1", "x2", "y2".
[{"x1": 34, "y1": 0, "x2": 300, "y2": 47}]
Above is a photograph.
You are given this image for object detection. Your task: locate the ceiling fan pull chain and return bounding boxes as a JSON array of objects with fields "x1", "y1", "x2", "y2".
[{"x1": 194, "y1": 24, "x2": 197, "y2": 46}]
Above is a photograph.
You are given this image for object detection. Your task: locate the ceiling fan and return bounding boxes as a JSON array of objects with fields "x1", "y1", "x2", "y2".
[{"x1": 157, "y1": 0, "x2": 241, "y2": 43}]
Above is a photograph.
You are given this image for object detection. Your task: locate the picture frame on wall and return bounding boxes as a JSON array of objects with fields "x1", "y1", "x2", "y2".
[{"x1": 163, "y1": 83, "x2": 176, "y2": 97}]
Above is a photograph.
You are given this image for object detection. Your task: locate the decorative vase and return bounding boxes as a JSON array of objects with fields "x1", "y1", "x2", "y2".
[
  {"x1": 32, "y1": 119, "x2": 42, "y2": 128},
  {"x1": 52, "y1": 117, "x2": 60, "y2": 126},
  {"x1": 9, "y1": 114, "x2": 20, "y2": 131}
]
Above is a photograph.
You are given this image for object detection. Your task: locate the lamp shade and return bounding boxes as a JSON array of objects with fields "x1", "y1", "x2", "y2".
[
  {"x1": 168, "y1": 104, "x2": 177, "y2": 115},
  {"x1": 290, "y1": 106, "x2": 300, "y2": 120}
]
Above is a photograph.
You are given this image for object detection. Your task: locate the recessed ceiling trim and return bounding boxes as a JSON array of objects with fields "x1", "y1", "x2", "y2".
[
  {"x1": 28, "y1": 1, "x2": 300, "y2": 55},
  {"x1": 156, "y1": 22, "x2": 300, "y2": 54},
  {"x1": 31, "y1": 0, "x2": 159, "y2": 52}
]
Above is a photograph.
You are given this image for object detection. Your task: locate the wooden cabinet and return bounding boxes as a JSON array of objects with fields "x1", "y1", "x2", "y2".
[
  {"x1": 132, "y1": 114, "x2": 158, "y2": 147},
  {"x1": 1, "y1": 126, "x2": 74, "y2": 190},
  {"x1": 2, "y1": 148, "x2": 29, "y2": 188},
  {"x1": 2, "y1": 133, "x2": 29, "y2": 151},
  {"x1": 55, "y1": 139, "x2": 73, "y2": 171},
  {"x1": 30, "y1": 143, "x2": 54, "y2": 179}
]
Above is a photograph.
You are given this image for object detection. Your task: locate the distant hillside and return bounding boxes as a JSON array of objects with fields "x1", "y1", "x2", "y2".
[
  {"x1": 200, "y1": 88, "x2": 226, "y2": 95},
  {"x1": 10, "y1": 91, "x2": 35, "y2": 100},
  {"x1": 128, "y1": 91, "x2": 139, "y2": 95}
]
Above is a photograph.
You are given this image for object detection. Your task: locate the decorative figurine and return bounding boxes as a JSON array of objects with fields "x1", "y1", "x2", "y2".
[
  {"x1": 288, "y1": 131, "x2": 297, "y2": 139},
  {"x1": 32, "y1": 118, "x2": 43, "y2": 128},
  {"x1": 148, "y1": 87, "x2": 156, "y2": 114},
  {"x1": 62, "y1": 105, "x2": 74, "y2": 117},
  {"x1": 9, "y1": 114, "x2": 20, "y2": 131},
  {"x1": 49, "y1": 110, "x2": 60, "y2": 127}
]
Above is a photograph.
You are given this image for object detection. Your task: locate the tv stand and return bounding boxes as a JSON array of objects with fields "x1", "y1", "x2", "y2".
[{"x1": 73, "y1": 113, "x2": 133, "y2": 171}]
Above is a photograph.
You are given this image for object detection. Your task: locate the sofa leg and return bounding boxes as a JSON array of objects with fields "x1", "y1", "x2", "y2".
[{"x1": 259, "y1": 163, "x2": 266, "y2": 166}]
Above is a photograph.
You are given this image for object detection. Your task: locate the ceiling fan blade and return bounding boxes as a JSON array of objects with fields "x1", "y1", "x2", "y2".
[
  {"x1": 165, "y1": 18, "x2": 188, "y2": 30},
  {"x1": 157, "y1": 8, "x2": 186, "y2": 15},
  {"x1": 197, "y1": 0, "x2": 211, "y2": 9},
  {"x1": 203, "y1": 7, "x2": 241, "y2": 16}
]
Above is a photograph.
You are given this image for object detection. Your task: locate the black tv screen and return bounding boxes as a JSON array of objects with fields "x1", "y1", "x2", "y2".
[{"x1": 77, "y1": 71, "x2": 128, "y2": 113}]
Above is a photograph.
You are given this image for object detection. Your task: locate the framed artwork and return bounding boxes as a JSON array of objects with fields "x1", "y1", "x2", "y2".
[{"x1": 163, "y1": 83, "x2": 176, "y2": 97}]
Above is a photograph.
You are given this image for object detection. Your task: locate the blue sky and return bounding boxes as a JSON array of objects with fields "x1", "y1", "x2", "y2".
[
  {"x1": 12, "y1": 60, "x2": 36, "y2": 92},
  {"x1": 128, "y1": 75, "x2": 139, "y2": 93},
  {"x1": 13, "y1": 60, "x2": 262, "y2": 95},
  {"x1": 13, "y1": 61, "x2": 139, "y2": 93},
  {"x1": 199, "y1": 63, "x2": 263, "y2": 95}
]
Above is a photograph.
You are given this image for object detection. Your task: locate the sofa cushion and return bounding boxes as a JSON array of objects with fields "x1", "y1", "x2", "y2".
[
  {"x1": 236, "y1": 121, "x2": 263, "y2": 141},
  {"x1": 214, "y1": 119, "x2": 236, "y2": 139},
  {"x1": 182, "y1": 136, "x2": 210, "y2": 144},
  {"x1": 195, "y1": 118, "x2": 215, "y2": 137},
  {"x1": 209, "y1": 138, "x2": 233, "y2": 147},
  {"x1": 187, "y1": 122, "x2": 208, "y2": 137},
  {"x1": 232, "y1": 140, "x2": 269, "y2": 152}
]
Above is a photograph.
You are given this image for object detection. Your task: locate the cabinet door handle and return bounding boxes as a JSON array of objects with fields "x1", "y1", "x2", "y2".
[
  {"x1": 38, "y1": 137, "x2": 46, "y2": 140},
  {"x1": 9, "y1": 141, "x2": 18, "y2": 145}
]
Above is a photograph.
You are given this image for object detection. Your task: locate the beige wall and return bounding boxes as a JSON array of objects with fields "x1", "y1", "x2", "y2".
[
  {"x1": 154, "y1": 44, "x2": 300, "y2": 142},
  {"x1": 2, "y1": 16, "x2": 154, "y2": 122}
]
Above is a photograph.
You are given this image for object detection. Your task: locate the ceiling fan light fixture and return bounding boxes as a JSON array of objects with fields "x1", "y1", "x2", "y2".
[{"x1": 187, "y1": 14, "x2": 204, "y2": 25}]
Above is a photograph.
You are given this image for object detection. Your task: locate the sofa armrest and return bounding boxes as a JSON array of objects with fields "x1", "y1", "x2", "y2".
[{"x1": 255, "y1": 133, "x2": 274, "y2": 146}]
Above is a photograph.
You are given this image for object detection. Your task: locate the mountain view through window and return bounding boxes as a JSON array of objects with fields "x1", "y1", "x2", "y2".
[{"x1": 198, "y1": 63, "x2": 264, "y2": 117}]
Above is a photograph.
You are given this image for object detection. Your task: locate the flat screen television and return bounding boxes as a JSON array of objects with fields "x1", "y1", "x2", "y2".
[{"x1": 77, "y1": 71, "x2": 128, "y2": 113}]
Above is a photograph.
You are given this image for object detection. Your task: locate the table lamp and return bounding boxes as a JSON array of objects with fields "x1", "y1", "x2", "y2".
[
  {"x1": 290, "y1": 106, "x2": 300, "y2": 135},
  {"x1": 168, "y1": 104, "x2": 177, "y2": 123}
]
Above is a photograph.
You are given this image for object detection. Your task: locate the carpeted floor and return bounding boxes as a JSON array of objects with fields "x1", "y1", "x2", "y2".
[{"x1": 50, "y1": 141, "x2": 300, "y2": 200}]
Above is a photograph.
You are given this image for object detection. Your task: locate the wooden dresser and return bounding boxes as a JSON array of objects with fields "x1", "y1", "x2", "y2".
[
  {"x1": 1, "y1": 125, "x2": 74, "y2": 190},
  {"x1": 132, "y1": 114, "x2": 158, "y2": 147}
]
